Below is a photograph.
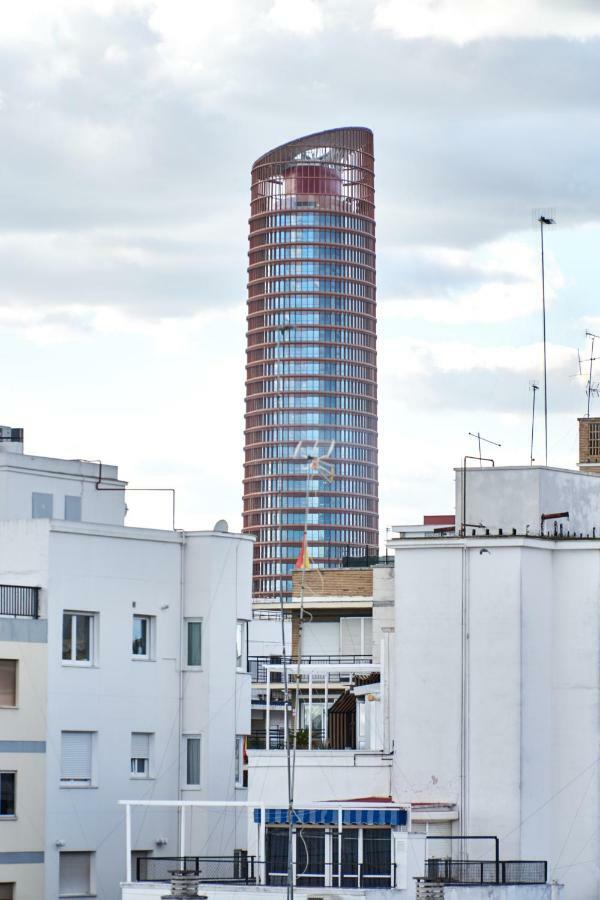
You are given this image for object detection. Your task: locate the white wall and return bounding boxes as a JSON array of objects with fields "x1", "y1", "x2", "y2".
[
  {"x1": 248, "y1": 619, "x2": 291, "y2": 657},
  {"x1": 391, "y1": 532, "x2": 600, "y2": 900},
  {"x1": 182, "y1": 532, "x2": 253, "y2": 857},
  {"x1": 0, "y1": 449, "x2": 126, "y2": 526},
  {"x1": 44, "y1": 524, "x2": 183, "y2": 900},
  {"x1": 455, "y1": 465, "x2": 600, "y2": 536}
]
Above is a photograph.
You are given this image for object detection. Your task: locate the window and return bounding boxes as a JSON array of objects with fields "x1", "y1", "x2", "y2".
[
  {"x1": 0, "y1": 773, "x2": 15, "y2": 817},
  {"x1": 61, "y1": 732, "x2": 93, "y2": 787},
  {"x1": 32, "y1": 492, "x2": 53, "y2": 519},
  {"x1": 132, "y1": 615, "x2": 151, "y2": 659},
  {"x1": 62, "y1": 613, "x2": 94, "y2": 665},
  {"x1": 186, "y1": 620, "x2": 202, "y2": 667},
  {"x1": 0, "y1": 661, "x2": 16, "y2": 707},
  {"x1": 340, "y1": 617, "x2": 372, "y2": 656},
  {"x1": 64, "y1": 496, "x2": 82, "y2": 522},
  {"x1": 0, "y1": 885, "x2": 14, "y2": 900},
  {"x1": 590, "y1": 422, "x2": 600, "y2": 456},
  {"x1": 59, "y1": 851, "x2": 93, "y2": 897},
  {"x1": 236, "y1": 620, "x2": 247, "y2": 671},
  {"x1": 184, "y1": 736, "x2": 201, "y2": 787},
  {"x1": 131, "y1": 733, "x2": 151, "y2": 778},
  {"x1": 235, "y1": 736, "x2": 247, "y2": 788}
]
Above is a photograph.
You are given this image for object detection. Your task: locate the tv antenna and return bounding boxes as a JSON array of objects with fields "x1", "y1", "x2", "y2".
[
  {"x1": 529, "y1": 381, "x2": 539, "y2": 465},
  {"x1": 468, "y1": 431, "x2": 501, "y2": 465},
  {"x1": 580, "y1": 331, "x2": 600, "y2": 417}
]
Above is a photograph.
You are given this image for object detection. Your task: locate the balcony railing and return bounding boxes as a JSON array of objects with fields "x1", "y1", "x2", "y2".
[
  {"x1": 266, "y1": 861, "x2": 396, "y2": 889},
  {"x1": 248, "y1": 728, "x2": 329, "y2": 750},
  {"x1": 249, "y1": 654, "x2": 372, "y2": 683},
  {"x1": 136, "y1": 855, "x2": 256, "y2": 884},
  {"x1": 424, "y1": 858, "x2": 548, "y2": 885},
  {"x1": 0, "y1": 585, "x2": 39, "y2": 618}
]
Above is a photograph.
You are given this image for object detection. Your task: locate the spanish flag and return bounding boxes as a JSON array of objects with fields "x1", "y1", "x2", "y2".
[{"x1": 295, "y1": 535, "x2": 311, "y2": 570}]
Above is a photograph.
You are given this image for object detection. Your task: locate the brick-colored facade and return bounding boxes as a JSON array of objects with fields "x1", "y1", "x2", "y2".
[
  {"x1": 578, "y1": 417, "x2": 600, "y2": 472},
  {"x1": 291, "y1": 567, "x2": 373, "y2": 599}
]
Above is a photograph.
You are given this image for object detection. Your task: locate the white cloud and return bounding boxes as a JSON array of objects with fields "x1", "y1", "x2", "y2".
[
  {"x1": 380, "y1": 239, "x2": 564, "y2": 324},
  {"x1": 374, "y1": 0, "x2": 600, "y2": 43}
]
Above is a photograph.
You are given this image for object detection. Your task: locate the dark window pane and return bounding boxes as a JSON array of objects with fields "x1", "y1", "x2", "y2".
[
  {"x1": 62, "y1": 614, "x2": 72, "y2": 661},
  {"x1": 266, "y1": 829, "x2": 288, "y2": 886},
  {"x1": 187, "y1": 622, "x2": 202, "y2": 666},
  {"x1": 296, "y1": 828, "x2": 325, "y2": 887},
  {"x1": 75, "y1": 615, "x2": 90, "y2": 662},
  {"x1": 362, "y1": 828, "x2": 391, "y2": 888},
  {"x1": 132, "y1": 617, "x2": 148, "y2": 656},
  {"x1": 0, "y1": 774, "x2": 15, "y2": 816}
]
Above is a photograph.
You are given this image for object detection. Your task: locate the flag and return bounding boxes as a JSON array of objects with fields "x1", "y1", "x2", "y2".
[{"x1": 295, "y1": 535, "x2": 311, "y2": 570}]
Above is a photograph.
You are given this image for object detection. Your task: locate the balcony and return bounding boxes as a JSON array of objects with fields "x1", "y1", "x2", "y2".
[
  {"x1": 136, "y1": 855, "x2": 256, "y2": 884},
  {"x1": 249, "y1": 654, "x2": 372, "y2": 683},
  {"x1": 0, "y1": 584, "x2": 39, "y2": 618},
  {"x1": 422, "y1": 858, "x2": 548, "y2": 885}
]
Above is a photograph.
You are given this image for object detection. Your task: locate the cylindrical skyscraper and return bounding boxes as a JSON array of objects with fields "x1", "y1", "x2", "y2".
[{"x1": 243, "y1": 127, "x2": 378, "y2": 600}]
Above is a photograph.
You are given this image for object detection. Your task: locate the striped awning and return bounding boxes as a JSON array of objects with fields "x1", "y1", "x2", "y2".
[{"x1": 254, "y1": 807, "x2": 407, "y2": 826}]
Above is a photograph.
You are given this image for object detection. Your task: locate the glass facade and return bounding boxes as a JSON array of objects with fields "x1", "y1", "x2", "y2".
[{"x1": 243, "y1": 127, "x2": 379, "y2": 599}]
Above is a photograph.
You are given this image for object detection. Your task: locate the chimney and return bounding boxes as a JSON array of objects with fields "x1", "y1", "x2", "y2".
[
  {"x1": 578, "y1": 418, "x2": 600, "y2": 474},
  {"x1": 161, "y1": 871, "x2": 207, "y2": 898},
  {"x1": 0, "y1": 427, "x2": 23, "y2": 455}
]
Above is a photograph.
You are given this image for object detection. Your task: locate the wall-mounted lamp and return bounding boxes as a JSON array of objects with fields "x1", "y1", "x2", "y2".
[{"x1": 55, "y1": 839, "x2": 66, "y2": 848}]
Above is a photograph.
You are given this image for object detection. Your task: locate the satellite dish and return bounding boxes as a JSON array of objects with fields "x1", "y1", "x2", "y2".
[{"x1": 213, "y1": 519, "x2": 229, "y2": 533}]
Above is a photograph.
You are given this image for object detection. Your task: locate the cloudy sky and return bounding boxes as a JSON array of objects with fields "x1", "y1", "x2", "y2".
[{"x1": 2, "y1": 0, "x2": 600, "y2": 536}]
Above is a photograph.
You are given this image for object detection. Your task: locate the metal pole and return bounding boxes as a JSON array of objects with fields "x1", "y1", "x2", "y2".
[
  {"x1": 588, "y1": 336, "x2": 595, "y2": 418},
  {"x1": 540, "y1": 218, "x2": 549, "y2": 465}
]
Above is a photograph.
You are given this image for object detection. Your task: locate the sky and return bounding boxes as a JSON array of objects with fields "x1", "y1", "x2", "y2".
[{"x1": 2, "y1": 0, "x2": 600, "y2": 538}]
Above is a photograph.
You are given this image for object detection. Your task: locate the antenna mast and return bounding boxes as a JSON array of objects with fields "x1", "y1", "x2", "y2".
[
  {"x1": 585, "y1": 331, "x2": 600, "y2": 417},
  {"x1": 529, "y1": 381, "x2": 539, "y2": 465}
]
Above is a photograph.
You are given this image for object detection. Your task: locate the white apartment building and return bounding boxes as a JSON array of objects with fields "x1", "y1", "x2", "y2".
[
  {"x1": 390, "y1": 463, "x2": 600, "y2": 900},
  {"x1": 0, "y1": 427, "x2": 252, "y2": 900}
]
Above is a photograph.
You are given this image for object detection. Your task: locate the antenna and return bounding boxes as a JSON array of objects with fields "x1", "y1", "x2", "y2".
[
  {"x1": 468, "y1": 432, "x2": 502, "y2": 466},
  {"x1": 584, "y1": 331, "x2": 600, "y2": 417},
  {"x1": 529, "y1": 381, "x2": 539, "y2": 465}
]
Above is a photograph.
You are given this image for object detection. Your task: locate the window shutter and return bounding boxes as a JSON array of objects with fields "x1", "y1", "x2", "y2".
[
  {"x1": 340, "y1": 618, "x2": 362, "y2": 655},
  {"x1": 59, "y1": 851, "x2": 91, "y2": 894},
  {"x1": 61, "y1": 732, "x2": 92, "y2": 780},
  {"x1": 0, "y1": 661, "x2": 16, "y2": 706},
  {"x1": 131, "y1": 733, "x2": 150, "y2": 758}
]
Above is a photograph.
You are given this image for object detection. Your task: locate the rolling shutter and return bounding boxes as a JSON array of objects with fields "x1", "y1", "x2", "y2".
[
  {"x1": 61, "y1": 732, "x2": 92, "y2": 782},
  {"x1": 131, "y1": 733, "x2": 150, "y2": 758}
]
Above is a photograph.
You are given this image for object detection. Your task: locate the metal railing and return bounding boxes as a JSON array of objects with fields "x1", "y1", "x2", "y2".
[
  {"x1": 136, "y1": 855, "x2": 256, "y2": 884},
  {"x1": 266, "y1": 861, "x2": 396, "y2": 889},
  {"x1": 248, "y1": 727, "x2": 328, "y2": 750},
  {"x1": 249, "y1": 654, "x2": 372, "y2": 683},
  {"x1": 424, "y1": 858, "x2": 548, "y2": 885},
  {"x1": 0, "y1": 585, "x2": 39, "y2": 618},
  {"x1": 252, "y1": 609, "x2": 292, "y2": 621}
]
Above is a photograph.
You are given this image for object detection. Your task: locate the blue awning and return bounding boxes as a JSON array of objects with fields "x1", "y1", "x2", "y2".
[{"x1": 254, "y1": 807, "x2": 407, "y2": 826}]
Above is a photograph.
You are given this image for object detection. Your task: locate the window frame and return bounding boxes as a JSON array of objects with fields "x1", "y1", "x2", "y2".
[
  {"x1": 130, "y1": 732, "x2": 152, "y2": 780},
  {"x1": 236, "y1": 620, "x2": 248, "y2": 672},
  {"x1": 62, "y1": 612, "x2": 96, "y2": 667},
  {"x1": 132, "y1": 615, "x2": 152, "y2": 661},
  {"x1": 185, "y1": 619, "x2": 203, "y2": 669},
  {"x1": 60, "y1": 731, "x2": 95, "y2": 789},
  {"x1": 0, "y1": 660, "x2": 17, "y2": 708},
  {"x1": 0, "y1": 772, "x2": 16, "y2": 818},
  {"x1": 234, "y1": 735, "x2": 247, "y2": 789},
  {"x1": 183, "y1": 735, "x2": 202, "y2": 789}
]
